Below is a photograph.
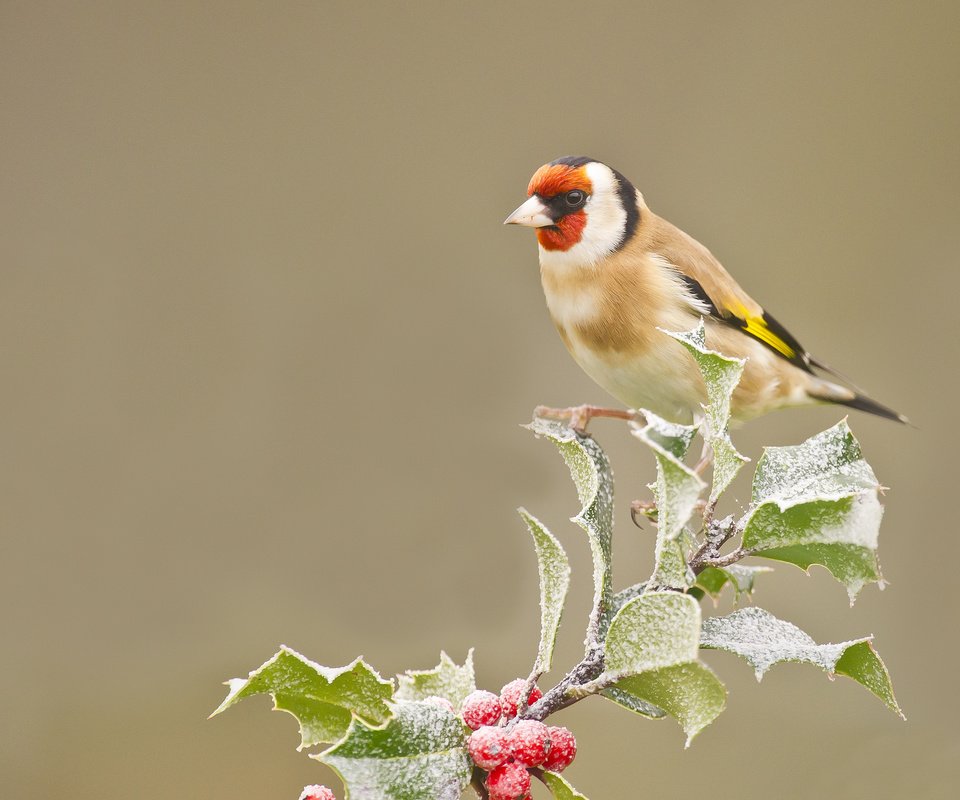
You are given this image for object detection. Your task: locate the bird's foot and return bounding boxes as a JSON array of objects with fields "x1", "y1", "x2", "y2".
[{"x1": 534, "y1": 404, "x2": 642, "y2": 434}]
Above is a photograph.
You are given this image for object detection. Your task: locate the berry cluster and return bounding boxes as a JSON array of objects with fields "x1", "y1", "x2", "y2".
[{"x1": 461, "y1": 680, "x2": 577, "y2": 800}]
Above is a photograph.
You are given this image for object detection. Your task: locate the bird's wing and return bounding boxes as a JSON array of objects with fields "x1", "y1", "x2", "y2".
[{"x1": 650, "y1": 215, "x2": 814, "y2": 373}]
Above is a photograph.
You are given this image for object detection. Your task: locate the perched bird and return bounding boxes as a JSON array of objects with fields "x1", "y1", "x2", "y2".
[{"x1": 505, "y1": 156, "x2": 906, "y2": 427}]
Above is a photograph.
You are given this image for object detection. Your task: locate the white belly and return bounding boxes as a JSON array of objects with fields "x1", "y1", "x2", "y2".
[{"x1": 565, "y1": 333, "x2": 705, "y2": 423}]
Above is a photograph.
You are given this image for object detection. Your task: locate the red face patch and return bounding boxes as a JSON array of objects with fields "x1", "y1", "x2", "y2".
[
  {"x1": 527, "y1": 163, "x2": 593, "y2": 251},
  {"x1": 537, "y1": 212, "x2": 587, "y2": 251},
  {"x1": 527, "y1": 164, "x2": 593, "y2": 198}
]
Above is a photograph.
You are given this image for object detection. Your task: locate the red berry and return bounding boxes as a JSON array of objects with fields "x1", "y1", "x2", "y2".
[
  {"x1": 422, "y1": 695, "x2": 456, "y2": 714},
  {"x1": 461, "y1": 689, "x2": 502, "y2": 729},
  {"x1": 499, "y1": 679, "x2": 543, "y2": 718},
  {"x1": 467, "y1": 725, "x2": 509, "y2": 770},
  {"x1": 299, "y1": 786, "x2": 336, "y2": 800},
  {"x1": 485, "y1": 761, "x2": 532, "y2": 800},
  {"x1": 506, "y1": 719, "x2": 551, "y2": 767},
  {"x1": 542, "y1": 726, "x2": 577, "y2": 772}
]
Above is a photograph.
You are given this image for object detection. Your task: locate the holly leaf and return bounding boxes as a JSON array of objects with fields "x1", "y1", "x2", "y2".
[
  {"x1": 700, "y1": 607, "x2": 902, "y2": 717},
  {"x1": 395, "y1": 651, "x2": 475, "y2": 710},
  {"x1": 519, "y1": 508, "x2": 571, "y2": 676},
  {"x1": 633, "y1": 412, "x2": 703, "y2": 590},
  {"x1": 211, "y1": 646, "x2": 393, "y2": 749},
  {"x1": 741, "y1": 421, "x2": 884, "y2": 602},
  {"x1": 316, "y1": 700, "x2": 471, "y2": 800},
  {"x1": 695, "y1": 564, "x2": 772, "y2": 602},
  {"x1": 662, "y1": 322, "x2": 748, "y2": 502},
  {"x1": 600, "y1": 686, "x2": 667, "y2": 720},
  {"x1": 602, "y1": 592, "x2": 726, "y2": 745},
  {"x1": 540, "y1": 770, "x2": 590, "y2": 799},
  {"x1": 528, "y1": 419, "x2": 613, "y2": 642}
]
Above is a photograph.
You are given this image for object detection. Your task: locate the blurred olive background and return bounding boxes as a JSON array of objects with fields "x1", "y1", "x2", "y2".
[{"x1": 2, "y1": 1, "x2": 958, "y2": 798}]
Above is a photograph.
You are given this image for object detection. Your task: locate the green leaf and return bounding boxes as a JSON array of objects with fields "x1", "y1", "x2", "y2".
[
  {"x1": 662, "y1": 322, "x2": 748, "y2": 501},
  {"x1": 600, "y1": 686, "x2": 666, "y2": 720},
  {"x1": 540, "y1": 770, "x2": 590, "y2": 799},
  {"x1": 602, "y1": 592, "x2": 726, "y2": 744},
  {"x1": 835, "y1": 640, "x2": 903, "y2": 718},
  {"x1": 742, "y1": 422, "x2": 884, "y2": 601},
  {"x1": 317, "y1": 700, "x2": 471, "y2": 800},
  {"x1": 695, "y1": 564, "x2": 773, "y2": 601},
  {"x1": 700, "y1": 607, "x2": 902, "y2": 717},
  {"x1": 211, "y1": 646, "x2": 393, "y2": 749},
  {"x1": 395, "y1": 651, "x2": 475, "y2": 710},
  {"x1": 519, "y1": 508, "x2": 571, "y2": 676},
  {"x1": 633, "y1": 412, "x2": 704, "y2": 590},
  {"x1": 605, "y1": 593, "x2": 701, "y2": 673},
  {"x1": 528, "y1": 419, "x2": 613, "y2": 643},
  {"x1": 751, "y1": 419, "x2": 879, "y2": 505},
  {"x1": 614, "y1": 662, "x2": 726, "y2": 747}
]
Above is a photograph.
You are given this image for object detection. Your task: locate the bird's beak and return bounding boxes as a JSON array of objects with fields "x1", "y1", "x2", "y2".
[{"x1": 503, "y1": 195, "x2": 554, "y2": 228}]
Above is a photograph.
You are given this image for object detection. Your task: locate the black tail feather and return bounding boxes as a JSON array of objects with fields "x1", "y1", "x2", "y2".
[{"x1": 830, "y1": 393, "x2": 909, "y2": 424}]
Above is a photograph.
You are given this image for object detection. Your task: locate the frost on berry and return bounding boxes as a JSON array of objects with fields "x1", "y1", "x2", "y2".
[
  {"x1": 299, "y1": 786, "x2": 336, "y2": 800},
  {"x1": 485, "y1": 760, "x2": 532, "y2": 800},
  {"x1": 542, "y1": 725, "x2": 577, "y2": 772},
  {"x1": 461, "y1": 689, "x2": 502, "y2": 729},
  {"x1": 499, "y1": 678, "x2": 543, "y2": 718},
  {"x1": 506, "y1": 719, "x2": 551, "y2": 767},
  {"x1": 467, "y1": 725, "x2": 509, "y2": 770},
  {"x1": 421, "y1": 695, "x2": 456, "y2": 715}
]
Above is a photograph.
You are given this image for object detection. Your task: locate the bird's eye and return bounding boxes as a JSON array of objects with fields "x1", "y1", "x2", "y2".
[{"x1": 565, "y1": 190, "x2": 586, "y2": 207}]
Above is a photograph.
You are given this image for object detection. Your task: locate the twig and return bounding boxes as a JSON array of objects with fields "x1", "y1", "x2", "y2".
[
  {"x1": 470, "y1": 768, "x2": 489, "y2": 799},
  {"x1": 520, "y1": 646, "x2": 605, "y2": 722},
  {"x1": 691, "y1": 547, "x2": 751, "y2": 575}
]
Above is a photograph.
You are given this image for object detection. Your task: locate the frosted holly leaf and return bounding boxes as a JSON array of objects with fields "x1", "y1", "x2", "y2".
[
  {"x1": 742, "y1": 495, "x2": 883, "y2": 601},
  {"x1": 661, "y1": 322, "x2": 748, "y2": 502},
  {"x1": 613, "y1": 662, "x2": 726, "y2": 747},
  {"x1": 600, "y1": 580, "x2": 648, "y2": 638},
  {"x1": 751, "y1": 419, "x2": 878, "y2": 505},
  {"x1": 211, "y1": 646, "x2": 393, "y2": 749},
  {"x1": 601, "y1": 592, "x2": 726, "y2": 745},
  {"x1": 634, "y1": 411, "x2": 698, "y2": 460},
  {"x1": 316, "y1": 700, "x2": 471, "y2": 800},
  {"x1": 395, "y1": 651, "x2": 475, "y2": 709},
  {"x1": 600, "y1": 686, "x2": 667, "y2": 720},
  {"x1": 528, "y1": 419, "x2": 613, "y2": 642},
  {"x1": 540, "y1": 770, "x2": 590, "y2": 799},
  {"x1": 700, "y1": 607, "x2": 902, "y2": 717},
  {"x1": 742, "y1": 422, "x2": 884, "y2": 602},
  {"x1": 519, "y1": 508, "x2": 571, "y2": 676},
  {"x1": 634, "y1": 411, "x2": 704, "y2": 590},
  {"x1": 695, "y1": 564, "x2": 773, "y2": 602}
]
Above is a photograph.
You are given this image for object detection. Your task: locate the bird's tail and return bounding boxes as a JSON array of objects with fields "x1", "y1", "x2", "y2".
[{"x1": 807, "y1": 378, "x2": 908, "y2": 424}]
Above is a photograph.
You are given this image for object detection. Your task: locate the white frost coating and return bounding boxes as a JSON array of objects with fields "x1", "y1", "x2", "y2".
[
  {"x1": 605, "y1": 593, "x2": 702, "y2": 676},
  {"x1": 700, "y1": 607, "x2": 869, "y2": 681},
  {"x1": 527, "y1": 418, "x2": 613, "y2": 645},
  {"x1": 634, "y1": 411, "x2": 703, "y2": 589},
  {"x1": 747, "y1": 492, "x2": 883, "y2": 550},
  {"x1": 661, "y1": 322, "x2": 748, "y2": 501},
  {"x1": 635, "y1": 411, "x2": 705, "y2": 542},
  {"x1": 212, "y1": 645, "x2": 378, "y2": 716},
  {"x1": 395, "y1": 651, "x2": 476, "y2": 709},
  {"x1": 751, "y1": 420, "x2": 879, "y2": 508},
  {"x1": 210, "y1": 646, "x2": 394, "y2": 749},
  {"x1": 318, "y1": 700, "x2": 471, "y2": 800},
  {"x1": 519, "y1": 508, "x2": 571, "y2": 676}
]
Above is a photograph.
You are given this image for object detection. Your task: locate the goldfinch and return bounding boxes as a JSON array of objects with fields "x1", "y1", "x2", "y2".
[{"x1": 505, "y1": 156, "x2": 906, "y2": 426}]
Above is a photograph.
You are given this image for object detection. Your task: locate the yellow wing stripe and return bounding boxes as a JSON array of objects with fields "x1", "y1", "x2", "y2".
[{"x1": 742, "y1": 316, "x2": 796, "y2": 359}]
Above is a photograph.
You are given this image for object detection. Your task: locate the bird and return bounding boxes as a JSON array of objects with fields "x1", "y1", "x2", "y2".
[{"x1": 504, "y1": 156, "x2": 906, "y2": 428}]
